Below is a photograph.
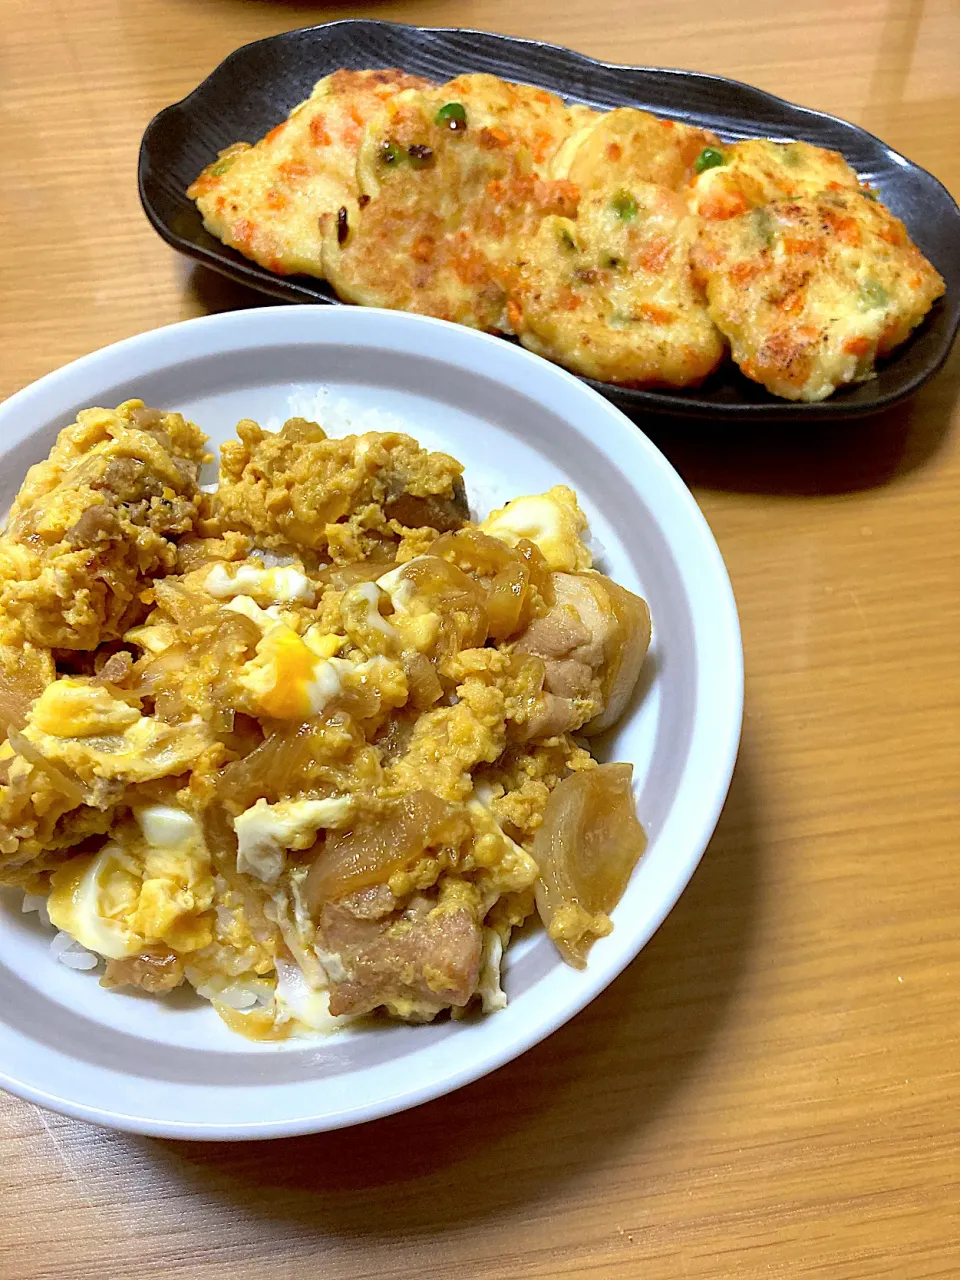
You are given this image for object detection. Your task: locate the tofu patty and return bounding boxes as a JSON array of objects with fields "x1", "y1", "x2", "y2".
[{"x1": 692, "y1": 189, "x2": 945, "y2": 400}]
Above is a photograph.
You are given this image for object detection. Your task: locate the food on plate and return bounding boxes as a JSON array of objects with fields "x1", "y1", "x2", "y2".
[
  {"x1": 321, "y1": 76, "x2": 581, "y2": 330},
  {"x1": 187, "y1": 69, "x2": 432, "y2": 276},
  {"x1": 187, "y1": 70, "x2": 944, "y2": 401},
  {"x1": 551, "y1": 106, "x2": 720, "y2": 194},
  {"x1": 1, "y1": 400, "x2": 650, "y2": 1038},
  {"x1": 692, "y1": 188, "x2": 946, "y2": 400},
  {"x1": 686, "y1": 138, "x2": 861, "y2": 221},
  {"x1": 504, "y1": 180, "x2": 725, "y2": 385}
]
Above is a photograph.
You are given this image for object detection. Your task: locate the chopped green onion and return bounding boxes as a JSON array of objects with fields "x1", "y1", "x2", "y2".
[
  {"x1": 436, "y1": 102, "x2": 467, "y2": 130},
  {"x1": 694, "y1": 147, "x2": 726, "y2": 174},
  {"x1": 380, "y1": 140, "x2": 404, "y2": 165},
  {"x1": 752, "y1": 207, "x2": 775, "y2": 247},
  {"x1": 558, "y1": 228, "x2": 577, "y2": 251},
  {"x1": 611, "y1": 191, "x2": 638, "y2": 221},
  {"x1": 209, "y1": 157, "x2": 236, "y2": 177}
]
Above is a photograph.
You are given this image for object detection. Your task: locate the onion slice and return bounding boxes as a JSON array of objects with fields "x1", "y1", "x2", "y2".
[{"x1": 533, "y1": 762, "x2": 646, "y2": 968}]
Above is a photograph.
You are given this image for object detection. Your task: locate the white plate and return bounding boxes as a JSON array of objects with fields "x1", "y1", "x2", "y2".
[{"x1": 0, "y1": 306, "x2": 742, "y2": 1139}]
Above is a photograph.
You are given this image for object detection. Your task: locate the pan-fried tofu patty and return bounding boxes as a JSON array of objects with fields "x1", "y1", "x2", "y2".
[{"x1": 692, "y1": 189, "x2": 945, "y2": 400}]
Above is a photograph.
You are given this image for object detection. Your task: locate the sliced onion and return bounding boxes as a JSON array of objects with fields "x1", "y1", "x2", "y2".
[{"x1": 533, "y1": 763, "x2": 646, "y2": 968}]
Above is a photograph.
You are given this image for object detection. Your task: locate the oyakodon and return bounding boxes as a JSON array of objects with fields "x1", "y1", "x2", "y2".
[{"x1": 0, "y1": 399, "x2": 650, "y2": 1038}]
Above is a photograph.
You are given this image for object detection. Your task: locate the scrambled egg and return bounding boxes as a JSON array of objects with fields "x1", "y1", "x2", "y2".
[{"x1": 0, "y1": 406, "x2": 651, "y2": 1037}]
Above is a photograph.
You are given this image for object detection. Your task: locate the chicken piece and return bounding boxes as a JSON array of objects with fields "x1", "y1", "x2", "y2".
[
  {"x1": 316, "y1": 891, "x2": 484, "y2": 1019},
  {"x1": 101, "y1": 949, "x2": 185, "y2": 994},
  {"x1": 215, "y1": 417, "x2": 466, "y2": 559},
  {"x1": 0, "y1": 642, "x2": 55, "y2": 740},
  {"x1": 0, "y1": 400, "x2": 207, "y2": 649},
  {"x1": 514, "y1": 571, "x2": 651, "y2": 736}
]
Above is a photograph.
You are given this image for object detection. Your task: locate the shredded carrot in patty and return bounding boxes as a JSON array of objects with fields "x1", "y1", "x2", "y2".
[{"x1": 843, "y1": 335, "x2": 872, "y2": 357}]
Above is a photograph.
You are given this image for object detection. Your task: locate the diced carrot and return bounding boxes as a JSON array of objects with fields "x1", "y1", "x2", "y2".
[
  {"x1": 639, "y1": 302, "x2": 675, "y2": 325},
  {"x1": 232, "y1": 219, "x2": 255, "y2": 251},
  {"x1": 482, "y1": 126, "x2": 511, "y2": 148},
  {"x1": 843, "y1": 335, "x2": 872, "y2": 357},
  {"x1": 278, "y1": 160, "x2": 310, "y2": 182},
  {"x1": 638, "y1": 236, "x2": 672, "y2": 273},
  {"x1": 702, "y1": 189, "x2": 749, "y2": 220},
  {"x1": 778, "y1": 290, "x2": 806, "y2": 316},
  {"x1": 264, "y1": 124, "x2": 286, "y2": 144},
  {"x1": 506, "y1": 299, "x2": 522, "y2": 330},
  {"x1": 729, "y1": 261, "x2": 760, "y2": 285},
  {"x1": 310, "y1": 117, "x2": 331, "y2": 147},
  {"x1": 411, "y1": 236, "x2": 435, "y2": 264}
]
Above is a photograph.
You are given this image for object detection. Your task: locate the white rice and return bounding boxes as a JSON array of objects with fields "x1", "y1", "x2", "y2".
[
  {"x1": 49, "y1": 930, "x2": 99, "y2": 971},
  {"x1": 21, "y1": 892, "x2": 51, "y2": 928}
]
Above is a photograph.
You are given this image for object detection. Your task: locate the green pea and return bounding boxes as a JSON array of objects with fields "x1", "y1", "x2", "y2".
[
  {"x1": 694, "y1": 146, "x2": 726, "y2": 174},
  {"x1": 435, "y1": 102, "x2": 467, "y2": 130},
  {"x1": 611, "y1": 191, "x2": 638, "y2": 220},
  {"x1": 860, "y1": 279, "x2": 889, "y2": 310},
  {"x1": 380, "y1": 140, "x2": 404, "y2": 166}
]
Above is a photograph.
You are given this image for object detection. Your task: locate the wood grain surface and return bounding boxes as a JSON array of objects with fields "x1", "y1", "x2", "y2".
[{"x1": 2, "y1": 1, "x2": 959, "y2": 1276}]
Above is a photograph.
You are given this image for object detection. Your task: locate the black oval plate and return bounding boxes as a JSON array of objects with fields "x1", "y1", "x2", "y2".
[{"x1": 139, "y1": 20, "x2": 960, "y2": 421}]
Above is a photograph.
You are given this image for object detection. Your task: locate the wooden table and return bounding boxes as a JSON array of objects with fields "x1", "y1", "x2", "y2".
[{"x1": 2, "y1": 1, "x2": 959, "y2": 1276}]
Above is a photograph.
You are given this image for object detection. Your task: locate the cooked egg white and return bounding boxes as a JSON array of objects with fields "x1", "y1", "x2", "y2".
[
  {"x1": 480, "y1": 485, "x2": 592, "y2": 572},
  {"x1": 204, "y1": 562, "x2": 315, "y2": 604},
  {"x1": 47, "y1": 805, "x2": 215, "y2": 958},
  {"x1": 234, "y1": 794, "x2": 355, "y2": 882},
  {"x1": 376, "y1": 563, "x2": 442, "y2": 652},
  {"x1": 476, "y1": 927, "x2": 507, "y2": 1013},
  {"x1": 274, "y1": 956, "x2": 353, "y2": 1033},
  {"x1": 47, "y1": 844, "x2": 142, "y2": 959},
  {"x1": 467, "y1": 785, "x2": 539, "y2": 895},
  {"x1": 24, "y1": 682, "x2": 214, "y2": 785},
  {"x1": 30, "y1": 678, "x2": 140, "y2": 737}
]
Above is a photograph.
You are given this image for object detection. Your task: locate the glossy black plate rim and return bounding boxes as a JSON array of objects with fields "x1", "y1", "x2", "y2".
[{"x1": 139, "y1": 19, "x2": 960, "y2": 422}]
